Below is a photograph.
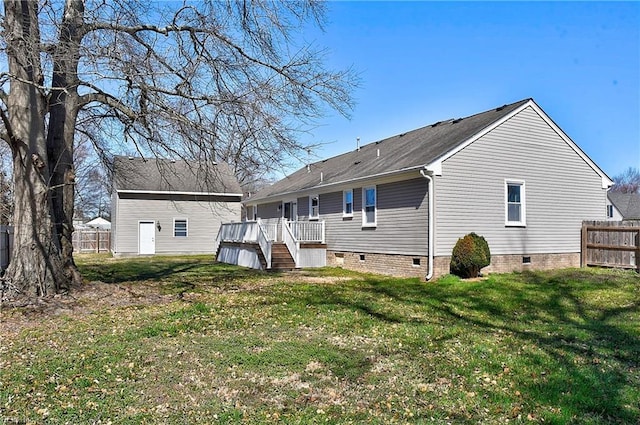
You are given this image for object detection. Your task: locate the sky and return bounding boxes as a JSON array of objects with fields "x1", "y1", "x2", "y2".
[{"x1": 294, "y1": 1, "x2": 640, "y2": 180}]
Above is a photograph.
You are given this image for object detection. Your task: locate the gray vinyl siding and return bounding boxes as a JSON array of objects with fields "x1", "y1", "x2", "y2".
[
  {"x1": 323, "y1": 178, "x2": 429, "y2": 255},
  {"x1": 113, "y1": 196, "x2": 240, "y2": 255},
  {"x1": 434, "y1": 105, "x2": 607, "y2": 256},
  {"x1": 298, "y1": 196, "x2": 309, "y2": 220},
  {"x1": 257, "y1": 201, "x2": 280, "y2": 222}
]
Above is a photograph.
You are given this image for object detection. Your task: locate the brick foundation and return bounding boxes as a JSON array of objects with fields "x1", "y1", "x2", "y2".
[
  {"x1": 327, "y1": 251, "x2": 428, "y2": 278},
  {"x1": 328, "y1": 250, "x2": 580, "y2": 280}
]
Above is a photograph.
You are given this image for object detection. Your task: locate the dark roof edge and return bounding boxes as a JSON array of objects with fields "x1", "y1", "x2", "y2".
[{"x1": 244, "y1": 166, "x2": 425, "y2": 204}]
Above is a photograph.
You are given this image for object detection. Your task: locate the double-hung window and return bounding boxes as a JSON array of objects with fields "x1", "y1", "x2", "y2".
[
  {"x1": 174, "y1": 218, "x2": 188, "y2": 237},
  {"x1": 362, "y1": 186, "x2": 377, "y2": 227},
  {"x1": 505, "y1": 180, "x2": 526, "y2": 226},
  {"x1": 343, "y1": 189, "x2": 353, "y2": 217},
  {"x1": 309, "y1": 195, "x2": 320, "y2": 220}
]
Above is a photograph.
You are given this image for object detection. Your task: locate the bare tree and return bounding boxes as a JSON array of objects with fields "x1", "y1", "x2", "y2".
[
  {"x1": 0, "y1": 0, "x2": 355, "y2": 299},
  {"x1": 610, "y1": 167, "x2": 640, "y2": 194},
  {"x1": 74, "y1": 136, "x2": 110, "y2": 220}
]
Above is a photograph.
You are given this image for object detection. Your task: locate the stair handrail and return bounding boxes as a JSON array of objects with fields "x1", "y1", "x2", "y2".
[
  {"x1": 281, "y1": 220, "x2": 300, "y2": 267},
  {"x1": 256, "y1": 219, "x2": 272, "y2": 269}
]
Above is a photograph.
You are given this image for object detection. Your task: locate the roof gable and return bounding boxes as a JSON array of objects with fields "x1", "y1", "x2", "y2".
[{"x1": 113, "y1": 156, "x2": 242, "y2": 195}]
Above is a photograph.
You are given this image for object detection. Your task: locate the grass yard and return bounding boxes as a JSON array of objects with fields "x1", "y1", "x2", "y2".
[{"x1": 1, "y1": 255, "x2": 639, "y2": 424}]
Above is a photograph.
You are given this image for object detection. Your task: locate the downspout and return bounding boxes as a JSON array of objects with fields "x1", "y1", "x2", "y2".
[{"x1": 420, "y1": 167, "x2": 434, "y2": 280}]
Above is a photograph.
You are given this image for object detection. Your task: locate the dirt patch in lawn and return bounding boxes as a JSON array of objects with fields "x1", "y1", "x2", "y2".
[
  {"x1": 0, "y1": 280, "x2": 191, "y2": 335},
  {"x1": 0, "y1": 272, "x2": 345, "y2": 336}
]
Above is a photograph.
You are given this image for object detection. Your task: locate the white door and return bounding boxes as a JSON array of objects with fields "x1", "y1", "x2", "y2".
[{"x1": 139, "y1": 221, "x2": 156, "y2": 254}]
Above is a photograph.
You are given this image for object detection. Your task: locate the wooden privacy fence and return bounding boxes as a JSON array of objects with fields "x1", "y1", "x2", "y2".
[
  {"x1": 72, "y1": 229, "x2": 111, "y2": 253},
  {"x1": 581, "y1": 220, "x2": 640, "y2": 272}
]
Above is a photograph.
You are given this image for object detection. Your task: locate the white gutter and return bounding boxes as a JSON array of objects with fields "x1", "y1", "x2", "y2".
[
  {"x1": 117, "y1": 189, "x2": 243, "y2": 197},
  {"x1": 420, "y1": 167, "x2": 434, "y2": 280}
]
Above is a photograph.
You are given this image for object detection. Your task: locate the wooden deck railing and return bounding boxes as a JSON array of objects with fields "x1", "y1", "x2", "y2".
[{"x1": 287, "y1": 221, "x2": 325, "y2": 243}]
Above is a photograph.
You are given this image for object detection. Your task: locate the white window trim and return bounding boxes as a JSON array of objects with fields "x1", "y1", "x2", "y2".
[
  {"x1": 309, "y1": 195, "x2": 320, "y2": 220},
  {"x1": 505, "y1": 180, "x2": 526, "y2": 227},
  {"x1": 251, "y1": 205, "x2": 258, "y2": 221},
  {"x1": 343, "y1": 189, "x2": 354, "y2": 217},
  {"x1": 362, "y1": 185, "x2": 377, "y2": 227},
  {"x1": 173, "y1": 218, "x2": 188, "y2": 237}
]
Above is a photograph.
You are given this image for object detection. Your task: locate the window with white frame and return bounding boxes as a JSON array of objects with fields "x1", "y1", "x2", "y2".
[
  {"x1": 174, "y1": 218, "x2": 188, "y2": 237},
  {"x1": 505, "y1": 181, "x2": 525, "y2": 226},
  {"x1": 343, "y1": 189, "x2": 353, "y2": 217},
  {"x1": 362, "y1": 186, "x2": 377, "y2": 226},
  {"x1": 309, "y1": 195, "x2": 320, "y2": 219},
  {"x1": 606, "y1": 204, "x2": 614, "y2": 218},
  {"x1": 251, "y1": 205, "x2": 258, "y2": 221}
]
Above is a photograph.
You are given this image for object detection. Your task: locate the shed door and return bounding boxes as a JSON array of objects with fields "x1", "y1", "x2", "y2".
[{"x1": 139, "y1": 221, "x2": 156, "y2": 255}]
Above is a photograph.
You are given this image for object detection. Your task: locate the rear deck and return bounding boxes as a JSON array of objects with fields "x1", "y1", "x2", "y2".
[{"x1": 215, "y1": 220, "x2": 326, "y2": 271}]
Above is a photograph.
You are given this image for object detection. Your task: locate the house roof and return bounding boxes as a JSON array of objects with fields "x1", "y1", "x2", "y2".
[
  {"x1": 113, "y1": 156, "x2": 242, "y2": 195},
  {"x1": 247, "y1": 98, "x2": 611, "y2": 203},
  {"x1": 608, "y1": 192, "x2": 640, "y2": 220}
]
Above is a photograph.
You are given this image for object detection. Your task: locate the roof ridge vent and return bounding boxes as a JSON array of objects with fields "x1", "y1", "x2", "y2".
[
  {"x1": 496, "y1": 104, "x2": 507, "y2": 111},
  {"x1": 452, "y1": 117, "x2": 463, "y2": 124},
  {"x1": 431, "y1": 121, "x2": 442, "y2": 127},
  {"x1": 398, "y1": 133, "x2": 406, "y2": 137}
]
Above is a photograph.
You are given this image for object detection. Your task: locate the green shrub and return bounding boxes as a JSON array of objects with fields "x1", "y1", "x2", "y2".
[{"x1": 450, "y1": 233, "x2": 491, "y2": 278}]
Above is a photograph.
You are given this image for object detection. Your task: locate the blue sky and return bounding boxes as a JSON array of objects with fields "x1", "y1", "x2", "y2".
[{"x1": 295, "y1": 1, "x2": 639, "y2": 180}]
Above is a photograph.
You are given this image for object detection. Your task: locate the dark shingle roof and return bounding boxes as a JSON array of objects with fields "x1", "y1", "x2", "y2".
[
  {"x1": 248, "y1": 98, "x2": 531, "y2": 202},
  {"x1": 113, "y1": 156, "x2": 241, "y2": 195},
  {"x1": 608, "y1": 192, "x2": 640, "y2": 220}
]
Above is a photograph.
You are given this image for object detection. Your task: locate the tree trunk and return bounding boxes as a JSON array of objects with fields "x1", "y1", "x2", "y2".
[
  {"x1": 6, "y1": 151, "x2": 68, "y2": 297},
  {"x1": 3, "y1": 0, "x2": 69, "y2": 298},
  {"x1": 46, "y1": 0, "x2": 85, "y2": 286}
]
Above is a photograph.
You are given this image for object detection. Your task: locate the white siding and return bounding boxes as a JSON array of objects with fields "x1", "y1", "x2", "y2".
[
  {"x1": 217, "y1": 245, "x2": 263, "y2": 269},
  {"x1": 113, "y1": 196, "x2": 240, "y2": 255},
  {"x1": 435, "y1": 105, "x2": 607, "y2": 256}
]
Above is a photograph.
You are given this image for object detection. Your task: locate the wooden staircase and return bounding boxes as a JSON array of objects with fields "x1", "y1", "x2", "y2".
[{"x1": 270, "y1": 243, "x2": 295, "y2": 271}]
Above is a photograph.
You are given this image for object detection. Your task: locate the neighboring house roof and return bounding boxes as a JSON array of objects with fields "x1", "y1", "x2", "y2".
[
  {"x1": 113, "y1": 156, "x2": 242, "y2": 195},
  {"x1": 608, "y1": 192, "x2": 640, "y2": 220},
  {"x1": 247, "y1": 98, "x2": 612, "y2": 203},
  {"x1": 85, "y1": 217, "x2": 111, "y2": 229}
]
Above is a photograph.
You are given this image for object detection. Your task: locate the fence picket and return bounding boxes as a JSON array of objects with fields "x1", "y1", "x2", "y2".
[{"x1": 581, "y1": 220, "x2": 639, "y2": 272}]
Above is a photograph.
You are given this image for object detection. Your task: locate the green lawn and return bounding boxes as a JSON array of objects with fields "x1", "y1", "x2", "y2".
[{"x1": 1, "y1": 255, "x2": 638, "y2": 424}]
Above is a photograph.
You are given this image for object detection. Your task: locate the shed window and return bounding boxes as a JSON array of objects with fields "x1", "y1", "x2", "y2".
[
  {"x1": 505, "y1": 181, "x2": 526, "y2": 226},
  {"x1": 309, "y1": 195, "x2": 320, "y2": 220},
  {"x1": 174, "y1": 219, "x2": 188, "y2": 237},
  {"x1": 362, "y1": 186, "x2": 377, "y2": 227},
  {"x1": 343, "y1": 189, "x2": 353, "y2": 217}
]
